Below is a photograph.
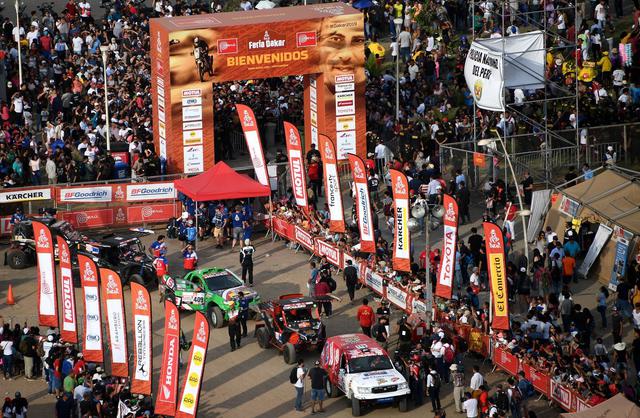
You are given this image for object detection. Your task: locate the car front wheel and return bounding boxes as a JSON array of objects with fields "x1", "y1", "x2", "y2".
[
  {"x1": 208, "y1": 305, "x2": 224, "y2": 328},
  {"x1": 351, "y1": 397, "x2": 361, "y2": 417},
  {"x1": 7, "y1": 249, "x2": 28, "y2": 269},
  {"x1": 326, "y1": 378, "x2": 340, "y2": 398},
  {"x1": 398, "y1": 395, "x2": 408, "y2": 412},
  {"x1": 256, "y1": 327, "x2": 270, "y2": 349},
  {"x1": 283, "y1": 342, "x2": 297, "y2": 364}
]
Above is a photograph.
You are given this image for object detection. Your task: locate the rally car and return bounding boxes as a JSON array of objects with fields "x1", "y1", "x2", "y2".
[
  {"x1": 4, "y1": 216, "x2": 85, "y2": 269},
  {"x1": 164, "y1": 268, "x2": 260, "y2": 328},
  {"x1": 254, "y1": 294, "x2": 327, "y2": 364},
  {"x1": 321, "y1": 334, "x2": 410, "y2": 416}
]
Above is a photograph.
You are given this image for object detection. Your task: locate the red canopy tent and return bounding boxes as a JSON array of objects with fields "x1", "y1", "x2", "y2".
[{"x1": 174, "y1": 161, "x2": 270, "y2": 201}]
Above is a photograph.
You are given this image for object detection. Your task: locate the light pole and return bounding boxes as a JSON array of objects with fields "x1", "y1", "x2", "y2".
[
  {"x1": 393, "y1": 18, "x2": 402, "y2": 121},
  {"x1": 100, "y1": 45, "x2": 111, "y2": 151},
  {"x1": 14, "y1": 0, "x2": 22, "y2": 86},
  {"x1": 478, "y1": 132, "x2": 530, "y2": 267}
]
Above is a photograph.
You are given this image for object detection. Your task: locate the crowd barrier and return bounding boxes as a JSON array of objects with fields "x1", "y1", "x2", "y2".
[{"x1": 266, "y1": 217, "x2": 595, "y2": 414}]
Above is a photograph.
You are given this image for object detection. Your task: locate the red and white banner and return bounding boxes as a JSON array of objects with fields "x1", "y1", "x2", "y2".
[
  {"x1": 294, "y1": 226, "x2": 315, "y2": 252},
  {"x1": 155, "y1": 301, "x2": 180, "y2": 416},
  {"x1": 176, "y1": 311, "x2": 210, "y2": 418},
  {"x1": 131, "y1": 282, "x2": 152, "y2": 395},
  {"x1": 551, "y1": 380, "x2": 572, "y2": 411},
  {"x1": 494, "y1": 347, "x2": 519, "y2": 375},
  {"x1": 126, "y1": 182, "x2": 176, "y2": 201},
  {"x1": 79, "y1": 254, "x2": 104, "y2": 363},
  {"x1": 319, "y1": 135, "x2": 345, "y2": 232},
  {"x1": 62, "y1": 208, "x2": 115, "y2": 229},
  {"x1": 33, "y1": 221, "x2": 58, "y2": 328},
  {"x1": 436, "y1": 194, "x2": 458, "y2": 299},
  {"x1": 483, "y1": 222, "x2": 510, "y2": 330},
  {"x1": 347, "y1": 154, "x2": 375, "y2": 253},
  {"x1": 364, "y1": 268, "x2": 385, "y2": 296},
  {"x1": 284, "y1": 122, "x2": 308, "y2": 210},
  {"x1": 386, "y1": 283, "x2": 408, "y2": 311},
  {"x1": 315, "y1": 239, "x2": 341, "y2": 266},
  {"x1": 128, "y1": 203, "x2": 178, "y2": 223},
  {"x1": 236, "y1": 104, "x2": 269, "y2": 187},
  {"x1": 58, "y1": 185, "x2": 113, "y2": 203},
  {"x1": 388, "y1": 170, "x2": 411, "y2": 272},
  {"x1": 522, "y1": 363, "x2": 551, "y2": 397},
  {"x1": 57, "y1": 237, "x2": 77, "y2": 343},
  {"x1": 100, "y1": 268, "x2": 128, "y2": 377}
]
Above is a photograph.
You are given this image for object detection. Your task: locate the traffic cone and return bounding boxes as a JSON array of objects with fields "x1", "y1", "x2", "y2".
[{"x1": 6, "y1": 284, "x2": 15, "y2": 305}]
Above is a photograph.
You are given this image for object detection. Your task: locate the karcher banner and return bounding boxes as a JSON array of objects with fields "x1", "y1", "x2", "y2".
[{"x1": 464, "y1": 43, "x2": 505, "y2": 112}]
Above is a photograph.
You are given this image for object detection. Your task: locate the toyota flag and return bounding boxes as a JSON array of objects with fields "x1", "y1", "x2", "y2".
[
  {"x1": 483, "y1": 222, "x2": 510, "y2": 330},
  {"x1": 435, "y1": 194, "x2": 459, "y2": 299},
  {"x1": 131, "y1": 283, "x2": 152, "y2": 395},
  {"x1": 389, "y1": 170, "x2": 411, "y2": 272},
  {"x1": 319, "y1": 135, "x2": 346, "y2": 232},
  {"x1": 283, "y1": 121, "x2": 308, "y2": 210},
  {"x1": 33, "y1": 221, "x2": 58, "y2": 327},
  {"x1": 57, "y1": 236, "x2": 77, "y2": 343},
  {"x1": 175, "y1": 311, "x2": 210, "y2": 418},
  {"x1": 78, "y1": 254, "x2": 103, "y2": 362},
  {"x1": 155, "y1": 301, "x2": 181, "y2": 416},
  {"x1": 347, "y1": 154, "x2": 375, "y2": 252},
  {"x1": 236, "y1": 104, "x2": 269, "y2": 187},
  {"x1": 101, "y1": 268, "x2": 128, "y2": 377}
]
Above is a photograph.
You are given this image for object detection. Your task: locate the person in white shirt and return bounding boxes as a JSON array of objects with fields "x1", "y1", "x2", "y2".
[
  {"x1": 469, "y1": 267, "x2": 480, "y2": 288},
  {"x1": 374, "y1": 141, "x2": 392, "y2": 175},
  {"x1": 463, "y1": 392, "x2": 479, "y2": 417},
  {"x1": 239, "y1": 0, "x2": 252, "y2": 11},
  {"x1": 612, "y1": 68, "x2": 625, "y2": 86},
  {"x1": 397, "y1": 29, "x2": 411, "y2": 62},
  {"x1": 26, "y1": 26, "x2": 39, "y2": 46},
  {"x1": 72, "y1": 34, "x2": 83, "y2": 55},
  {"x1": 293, "y1": 359, "x2": 306, "y2": 412},
  {"x1": 595, "y1": 0, "x2": 607, "y2": 29},
  {"x1": 1, "y1": 338, "x2": 14, "y2": 378},
  {"x1": 469, "y1": 365, "x2": 484, "y2": 391},
  {"x1": 632, "y1": 303, "x2": 640, "y2": 329},
  {"x1": 426, "y1": 369, "x2": 441, "y2": 411},
  {"x1": 78, "y1": 1, "x2": 92, "y2": 20}
]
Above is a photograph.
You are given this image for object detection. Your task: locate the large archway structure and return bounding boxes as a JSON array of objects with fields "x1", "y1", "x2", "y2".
[{"x1": 150, "y1": 3, "x2": 367, "y2": 174}]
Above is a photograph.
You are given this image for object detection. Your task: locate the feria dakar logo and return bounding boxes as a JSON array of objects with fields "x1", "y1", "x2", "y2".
[
  {"x1": 249, "y1": 31, "x2": 285, "y2": 50},
  {"x1": 105, "y1": 274, "x2": 119, "y2": 295},
  {"x1": 352, "y1": 160, "x2": 365, "y2": 180},
  {"x1": 323, "y1": 141, "x2": 334, "y2": 160},
  {"x1": 168, "y1": 308, "x2": 179, "y2": 331},
  {"x1": 242, "y1": 110, "x2": 254, "y2": 127},
  {"x1": 135, "y1": 290, "x2": 148, "y2": 311},
  {"x1": 488, "y1": 229, "x2": 501, "y2": 250},
  {"x1": 288, "y1": 128, "x2": 299, "y2": 146},
  {"x1": 37, "y1": 228, "x2": 50, "y2": 249},
  {"x1": 196, "y1": 320, "x2": 207, "y2": 344},
  {"x1": 444, "y1": 202, "x2": 456, "y2": 223},
  {"x1": 394, "y1": 176, "x2": 406, "y2": 196},
  {"x1": 114, "y1": 186, "x2": 125, "y2": 200}
]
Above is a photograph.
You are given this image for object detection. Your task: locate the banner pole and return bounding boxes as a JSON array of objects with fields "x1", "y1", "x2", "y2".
[
  {"x1": 425, "y1": 213, "x2": 432, "y2": 325},
  {"x1": 269, "y1": 194, "x2": 274, "y2": 242}
]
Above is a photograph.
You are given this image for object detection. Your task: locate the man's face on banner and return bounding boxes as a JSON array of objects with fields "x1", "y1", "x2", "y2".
[{"x1": 317, "y1": 14, "x2": 366, "y2": 92}]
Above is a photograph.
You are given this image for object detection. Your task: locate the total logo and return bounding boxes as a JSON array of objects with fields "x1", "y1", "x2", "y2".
[{"x1": 248, "y1": 31, "x2": 285, "y2": 50}]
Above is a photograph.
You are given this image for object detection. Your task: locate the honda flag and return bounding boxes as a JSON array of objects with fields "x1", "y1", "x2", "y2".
[
  {"x1": 33, "y1": 221, "x2": 58, "y2": 327},
  {"x1": 389, "y1": 170, "x2": 411, "y2": 272},
  {"x1": 236, "y1": 104, "x2": 269, "y2": 187},
  {"x1": 57, "y1": 236, "x2": 77, "y2": 343},
  {"x1": 436, "y1": 194, "x2": 459, "y2": 299},
  {"x1": 483, "y1": 222, "x2": 510, "y2": 330},
  {"x1": 348, "y1": 154, "x2": 375, "y2": 253},
  {"x1": 175, "y1": 311, "x2": 210, "y2": 418},
  {"x1": 131, "y1": 282, "x2": 152, "y2": 395},
  {"x1": 283, "y1": 122, "x2": 308, "y2": 210},
  {"x1": 78, "y1": 254, "x2": 103, "y2": 362},
  {"x1": 100, "y1": 268, "x2": 128, "y2": 377},
  {"x1": 155, "y1": 301, "x2": 180, "y2": 417},
  {"x1": 319, "y1": 135, "x2": 346, "y2": 232}
]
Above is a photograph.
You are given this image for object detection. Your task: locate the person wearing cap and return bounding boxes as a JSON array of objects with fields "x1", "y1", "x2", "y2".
[
  {"x1": 182, "y1": 244, "x2": 198, "y2": 272},
  {"x1": 605, "y1": 145, "x2": 617, "y2": 166},
  {"x1": 11, "y1": 392, "x2": 27, "y2": 418},
  {"x1": 308, "y1": 360, "x2": 327, "y2": 413},
  {"x1": 612, "y1": 342, "x2": 628, "y2": 372},
  {"x1": 451, "y1": 363, "x2": 466, "y2": 412},
  {"x1": 9, "y1": 207, "x2": 25, "y2": 227},
  {"x1": 239, "y1": 239, "x2": 255, "y2": 286},
  {"x1": 343, "y1": 259, "x2": 359, "y2": 303}
]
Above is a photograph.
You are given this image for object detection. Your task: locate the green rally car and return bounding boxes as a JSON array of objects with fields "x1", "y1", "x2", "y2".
[{"x1": 164, "y1": 268, "x2": 260, "y2": 328}]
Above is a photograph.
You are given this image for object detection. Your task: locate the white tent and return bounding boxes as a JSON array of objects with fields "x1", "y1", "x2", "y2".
[{"x1": 561, "y1": 394, "x2": 640, "y2": 418}]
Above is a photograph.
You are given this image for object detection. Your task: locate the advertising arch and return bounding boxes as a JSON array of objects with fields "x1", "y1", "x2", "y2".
[{"x1": 150, "y1": 3, "x2": 366, "y2": 174}]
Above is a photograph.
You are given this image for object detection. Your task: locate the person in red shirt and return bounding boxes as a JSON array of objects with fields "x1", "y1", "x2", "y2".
[{"x1": 356, "y1": 298, "x2": 375, "y2": 337}]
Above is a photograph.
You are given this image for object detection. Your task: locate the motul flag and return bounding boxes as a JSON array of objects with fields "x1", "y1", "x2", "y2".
[
  {"x1": 100, "y1": 268, "x2": 128, "y2": 377},
  {"x1": 175, "y1": 311, "x2": 210, "y2": 418},
  {"x1": 348, "y1": 154, "x2": 375, "y2": 252},
  {"x1": 236, "y1": 104, "x2": 269, "y2": 187},
  {"x1": 389, "y1": 170, "x2": 411, "y2": 272},
  {"x1": 155, "y1": 301, "x2": 180, "y2": 416},
  {"x1": 131, "y1": 282, "x2": 152, "y2": 395},
  {"x1": 78, "y1": 254, "x2": 103, "y2": 363},
  {"x1": 57, "y1": 237, "x2": 77, "y2": 343},
  {"x1": 319, "y1": 135, "x2": 345, "y2": 232},
  {"x1": 436, "y1": 194, "x2": 459, "y2": 299},
  {"x1": 483, "y1": 222, "x2": 510, "y2": 330},
  {"x1": 283, "y1": 121, "x2": 308, "y2": 209},
  {"x1": 33, "y1": 221, "x2": 58, "y2": 327}
]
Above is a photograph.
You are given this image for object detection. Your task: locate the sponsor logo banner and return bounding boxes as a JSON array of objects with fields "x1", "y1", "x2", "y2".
[
  {"x1": 131, "y1": 283, "x2": 152, "y2": 395},
  {"x1": 79, "y1": 255, "x2": 103, "y2": 363},
  {"x1": 483, "y1": 222, "x2": 510, "y2": 330},
  {"x1": 348, "y1": 154, "x2": 375, "y2": 253},
  {"x1": 364, "y1": 268, "x2": 385, "y2": 295},
  {"x1": 494, "y1": 347, "x2": 519, "y2": 375},
  {"x1": 62, "y1": 209, "x2": 114, "y2": 229},
  {"x1": 0, "y1": 187, "x2": 52, "y2": 203},
  {"x1": 296, "y1": 31, "x2": 317, "y2": 47},
  {"x1": 236, "y1": 105, "x2": 269, "y2": 187},
  {"x1": 184, "y1": 145, "x2": 204, "y2": 174},
  {"x1": 294, "y1": 226, "x2": 315, "y2": 252},
  {"x1": 319, "y1": 135, "x2": 345, "y2": 232},
  {"x1": 59, "y1": 186, "x2": 113, "y2": 203},
  {"x1": 58, "y1": 237, "x2": 77, "y2": 343},
  {"x1": 128, "y1": 203, "x2": 178, "y2": 224},
  {"x1": 386, "y1": 284, "x2": 408, "y2": 310},
  {"x1": 436, "y1": 194, "x2": 458, "y2": 299},
  {"x1": 100, "y1": 269, "x2": 128, "y2": 377},
  {"x1": 126, "y1": 183, "x2": 176, "y2": 201},
  {"x1": 33, "y1": 222, "x2": 58, "y2": 327},
  {"x1": 314, "y1": 239, "x2": 341, "y2": 267},
  {"x1": 155, "y1": 301, "x2": 180, "y2": 416},
  {"x1": 389, "y1": 170, "x2": 411, "y2": 272},
  {"x1": 551, "y1": 380, "x2": 572, "y2": 411},
  {"x1": 176, "y1": 311, "x2": 210, "y2": 418},
  {"x1": 217, "y1": 38, "x2": 238, "y2": 54},
  {"x1": 284, "y1": 122, "x2": 308, "y2": 210}
]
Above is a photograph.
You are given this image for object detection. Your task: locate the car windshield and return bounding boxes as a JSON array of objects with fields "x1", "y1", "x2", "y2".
[
  {"x1": 284, "y1": 307, "x2": 314, "y2": 323},
  {"x1": 348, "y1": 355, "x2": 393, "y2": 374},
  {"x1": 119, "y1": 240, "x2": 144, "y2": 258},
  {"x1": 203, "y1": 271, "x2": 243, "y2": 291},
  {"x1": 54, "y1": 221, "x2": 82, "y2": 241}
]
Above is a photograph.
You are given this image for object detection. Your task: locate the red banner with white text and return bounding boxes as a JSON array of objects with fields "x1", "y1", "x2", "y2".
[
  {"x1": 155, "y1": 301, "x2": 180, "y2": 416},
  {"x1": 483, "y1": 222, "x2": 510, "y2": 330},
  {"x1": 436, "y1": 194, "x2": 458, "y2": 299},
  {"x1": 294, "y1": 226, "x2": 315, "y2": 252},
  {"x1": 314, "y1": 238, "x2": 341, "y2": 267},
  {"x1": 494, "y1": 347, "x2": 519, "y2": 375},
  {"x1": 389, "y1": 170, "x2": 411, "y2": 272},
  {"x1": 348, "y1": 153, "x2": 375, "y2": 253},
  {"x1": 236, "y1": 104, "x2": 269, "y2": 187},
  {"x1": 284, "y1": 122, "x2": 308, "y2": 210},
  {"x1": 175, "y1": 311, "x2": 210, "y2": 418},
  {"x1": 319, "y1": 134, "x2": 346, "y2": 232},
  {"x1": 131, "y1": 283, "x2": 153, "y2": 395},
  {"x1": 57, "y1": 237, "x2": 77, "y2": 343},
  {"x1": 101, "y1": 268, "x2": 129, "y2": 377},
  {"x1": 79, "y1": 255, "x2": 104, "y2": 363},
  {"x1": 33, "y1": 221, "x2": 58, "y2": 327}
]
